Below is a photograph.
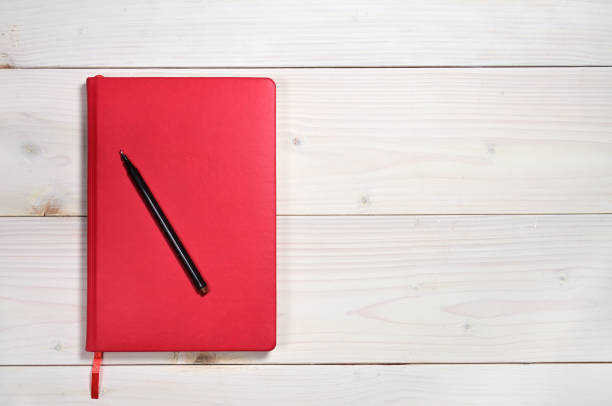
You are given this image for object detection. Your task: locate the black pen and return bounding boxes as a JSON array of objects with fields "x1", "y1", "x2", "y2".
[{"x1": 119, "y1": 150, "x2": 208, "y2": 296}]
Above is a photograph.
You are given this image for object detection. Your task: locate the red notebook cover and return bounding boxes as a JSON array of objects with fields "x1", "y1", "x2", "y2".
[{"x1": 86, "y1": 77, "x2": 276, "y2": 351}]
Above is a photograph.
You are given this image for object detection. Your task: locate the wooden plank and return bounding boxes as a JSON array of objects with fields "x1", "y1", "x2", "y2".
[
  {"x1": 2, "y1": 364, "x2": 612, "y2": 404},
  {"x1": 2, "y1": 68, "x2": 612, "y2": 216},
  {"x1": 2, "y1": 1, "x2": 612, "y2": 67},
  {"x1": 1, "y1": 215, "x2": 612, "y2": 365}
]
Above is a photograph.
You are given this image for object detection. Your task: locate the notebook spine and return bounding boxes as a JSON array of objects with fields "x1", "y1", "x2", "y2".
[{"x1": 85, "y1": 76, "x2": 101, "y2": 350}]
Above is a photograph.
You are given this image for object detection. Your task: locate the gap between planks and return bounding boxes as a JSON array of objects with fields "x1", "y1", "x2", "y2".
[
  {"x1": 4, "y1": 362, "x2": 612, "y2": 367},
  {"x1": 4, "y1": 66, "x2": 612, "y2": 70},
  {"x1": 5, "y1": 213, "x2": 612, "y2": 218}
]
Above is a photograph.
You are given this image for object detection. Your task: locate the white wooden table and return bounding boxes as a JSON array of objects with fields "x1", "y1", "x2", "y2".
[{"x1": 2, "y1": 1, "x2": 612, "y2": 404}]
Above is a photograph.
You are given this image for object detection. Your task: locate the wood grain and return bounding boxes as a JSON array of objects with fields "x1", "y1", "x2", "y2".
[
  {"x1": 2, "y1": 216, "x2": 612, "y2": 365},
  {"x1": 1, "y1": 1, "x2": 612, "y2": 67},
  {"x1": 2, "y1": 68, "x2": 612, "y2": 216},
  {"x1": 2, "y1": 364, "x2": 612, "y2": 405},
  {"x1": 3, "y1": 2, "x2": 611, "y2": 400}
]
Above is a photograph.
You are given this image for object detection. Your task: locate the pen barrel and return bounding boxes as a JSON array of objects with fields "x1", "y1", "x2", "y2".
[{"x1": 123, "y1": 161, "x2": 207, "y2": 291}]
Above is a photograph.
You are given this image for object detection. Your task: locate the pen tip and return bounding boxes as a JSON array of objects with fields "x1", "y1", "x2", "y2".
[
  {"x1": 199, "y1": 286, "x2": 209, "y2": 296},
  {"x1": 119, "y1": 150, "x2": 128, "y2": 162}
]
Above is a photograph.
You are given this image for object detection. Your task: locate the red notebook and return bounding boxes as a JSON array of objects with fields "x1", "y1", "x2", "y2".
[{"x1": 86, "y1": 76, "x2": 276, "y2": 352}]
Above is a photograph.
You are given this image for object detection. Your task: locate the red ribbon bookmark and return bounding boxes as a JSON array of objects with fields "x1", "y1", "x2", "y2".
[{"x1": 91, "y1": 352, "x2": 103, "y2": 399}]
